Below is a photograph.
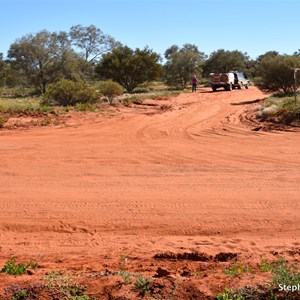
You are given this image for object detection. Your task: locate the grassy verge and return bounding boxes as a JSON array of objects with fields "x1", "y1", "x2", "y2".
[
  {"x1": 0, "y1": 83, "x2": 183, "y2": 112},
  {"x1": 0, "y1": 97, "x2": 45, "y2": 112},
  {"x1": 122, "y1": 89, "x2": 183, "y2": 105},
  {"x1": 256, "y1": 93, "x2": 300, "y2": 125},
  {"x1": 0, "y1": 86, "x2": 183, "y2": 129}
]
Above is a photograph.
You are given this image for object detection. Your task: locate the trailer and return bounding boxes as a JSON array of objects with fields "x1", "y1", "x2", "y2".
[{"x1": 209, "y1": 72, "x2": 249, "y2": 92}]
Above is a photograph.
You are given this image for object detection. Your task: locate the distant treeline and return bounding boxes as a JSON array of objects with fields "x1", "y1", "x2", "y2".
[{"x1": 0, "y1": 25, "x2": 299, "y2": 94}]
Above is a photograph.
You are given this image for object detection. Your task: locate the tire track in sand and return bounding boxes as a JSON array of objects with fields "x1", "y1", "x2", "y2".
[{"x1": 0, "y1": 87, "x2": 300, "y2": 256}]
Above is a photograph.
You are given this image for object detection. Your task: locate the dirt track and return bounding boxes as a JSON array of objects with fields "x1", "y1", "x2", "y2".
[{"x1": 0, "y1": 87, "x2": 300, "y2": 297}]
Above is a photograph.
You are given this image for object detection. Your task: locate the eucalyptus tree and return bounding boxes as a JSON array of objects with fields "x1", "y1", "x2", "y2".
[
  {"x1": 69, "y1": 24, "x2": 120, "y2": 63},
  {"x1": 8, "y1": 30, "x2": 83, "y2": 93},
  {"x1": 164, "y1": 43, "x2": 205, "y2": 88}
]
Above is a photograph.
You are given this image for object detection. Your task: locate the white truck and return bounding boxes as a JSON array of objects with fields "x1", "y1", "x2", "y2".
[{"x1": 209, "y1": 71, "x2": 249, "y2": 92}]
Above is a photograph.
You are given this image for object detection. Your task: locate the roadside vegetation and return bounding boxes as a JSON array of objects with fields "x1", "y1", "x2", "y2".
[
  {"x1": 251, "y1": 52, "x2": 300, "y2": 128},
  {"x1": 0, "y1": 81, "x2": 182, "y2": 110},
  {"x1": 217, "y1": 257, "x2": 300, "y2": 300},
  {"x1": 1, "y1": 24, "x2": 299, "y2": 95},
  {"x1": 1, "y1": 257, "x2": 38, "y2": 276},
  {"x1": 1, "y1": 255, "x2": 299, "y2": 299},
  {"x1": 0, "y1": 81, "x2": 185, "y2": 129},
  {"x1": 256, "y1": 93, "x2": 300, "y2": 127},
  {"x1": 0, "y1": 24, "x2": 299, "y2": 130}
]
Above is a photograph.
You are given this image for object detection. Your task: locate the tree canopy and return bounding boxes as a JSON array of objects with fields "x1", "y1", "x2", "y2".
[
  {"x1": 95, "y1": 45, "x2": 163, "y2": 92},
  {"x1": 164, "y1": 43, "x2": 205, "y2": 88},
  {"x1": 8, "y1": 30, "x2": 84, "y2": 93},
  {"x1": 203, "y1": 49, "x2": 249, "y2": 76},
  {"x1": 70, "y1": 24, "x2": 120, "y2": 62},
  {"x1": 255, "y1": 54, "x2": 300, "y2": 94},
  {"x1": 97, "y1": 80, "x2": 124, "y2": 105},
  {"x1": 2, "y1": 24, "x2": 300, "y2": 95}
]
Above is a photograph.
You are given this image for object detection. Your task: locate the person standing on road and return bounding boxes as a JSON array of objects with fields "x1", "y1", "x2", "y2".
[{"x1": 192, "y1": 75, "x2": 198, "y2": 92}]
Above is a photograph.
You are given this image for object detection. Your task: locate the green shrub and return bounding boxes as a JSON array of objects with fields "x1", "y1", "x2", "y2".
[
  {"x1": 1, "y1": 257, "x2": 38, "y2": 275},
  {"x1": 43, "y1": 271, "x2": 90, "y2": 300},
  {"x1": 119, "y1": 271, "x2": 132, "y2": 284},
  {"x1": 272, "y1": 257, "x2": 300, "y2": 287},
  {"x1": 43, "y1": 79, "x2": 100, "y2": 106},
  {"x1": 223, "y1": 261, "x2": 252, "y2": 278},
  {"x1": 97, "y1": 80, "x2": 123, "y2": 105},
  {"x1": 75, "y1": 102, "x2": 97, "y2": 112},
  {"x1": 134, "y1": 274, "x2": 152, "y2": 296},
  {"x1": 11, "y1": 290, "x2": 27, "y2": 300},
  {"x1": 255, "y1": 54, "x2": 300, "y2": 95},
  {"x1": 259, "y1": 256, "x2": 275, "y2": 272}
]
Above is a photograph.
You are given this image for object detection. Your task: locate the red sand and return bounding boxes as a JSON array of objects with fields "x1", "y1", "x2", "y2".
[{"x1": 0, "y1": 87, "x2": 299, "y2": 298}]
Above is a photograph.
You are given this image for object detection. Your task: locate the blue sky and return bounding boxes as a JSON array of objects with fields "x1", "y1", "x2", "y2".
[{"x1": 0, "y1": 0, "x2": 299, "y2": 60}]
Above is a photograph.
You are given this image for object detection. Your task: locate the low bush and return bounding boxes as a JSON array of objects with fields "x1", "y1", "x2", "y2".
[
  {"x1": 75, "y1": 103, "x2": 98, "y2": 112},
  {"x1": 272, "y1": 257, "x2": 300, "y2": 287},
  {"x1": 223, "y1": 261, "x2": 252, "y2": 278},
  {"x1": 134, "y1": 274, "x2": 152, "y2": 296},
  {"x1": 43, "y1": 271, "x2": 90, "y2": 300},
  {"x1": 1, "y1": 257, "x2": 38, "y2": 275},
  {"x1": 97, "y1": 80, "x2": 123, "y2": 105},
  {"x1": 43, "y1": 79, "x2": 101, "y2": 106}
]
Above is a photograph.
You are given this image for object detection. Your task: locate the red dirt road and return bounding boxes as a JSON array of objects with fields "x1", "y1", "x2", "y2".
[{"x1": 0, "y1": 87, "x2": 299, "y2": 297}]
